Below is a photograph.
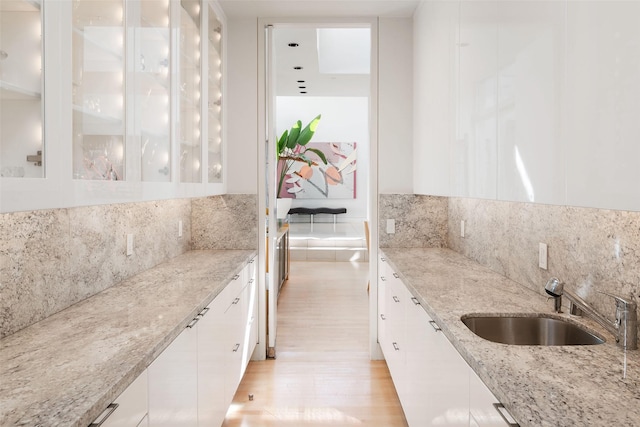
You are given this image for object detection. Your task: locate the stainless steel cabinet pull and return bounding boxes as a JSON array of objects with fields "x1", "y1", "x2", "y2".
[
  {"x1": 381, "y1": 257, "x2": 386, "y2": 262},
  {"x1": 187, "y1": 317, "x2": 200, "y2": 328},
  {"x1": 232, "y1": 343, "x2": 240, "y2": 352},
  {"x1": 393, "y1": 296, "x2": 400, "y2": 303},
  {"x1": 380, "y1": 314, "x2": 386, "y2": 320},
  {"x1": 233, "y1": 274, "x2": 240, "y2": 280},
  {"x1": 411, "y1": 297, "x2": 420, "y2": 305},
  {"x1": 380, "y1": 276, "x2": 386, "y2": 281},
  {"x1": 493, "y1": 403, "x2": 519, "y2": 426},
  {"x1": 393, "y1": 273, "x2": 399, "y2": 279},
  {"x1": 232, "y1": 297, "x2": 240, "y2": 305},
  {"x1": 198, "y1": 307, "x2": 210, "y2": 316},
  {"x1": 392, "y1": 342, "x2": 400, "y2": 351},
  {"x1": 249, "y1": 259, "x2": 255, "y2": 263},
  {"x1": 429, "y1": 320, "x2": 441, "y2": 332},
  {"x1": 88, "y1": 403, "x2": 119, "y2": 427}
]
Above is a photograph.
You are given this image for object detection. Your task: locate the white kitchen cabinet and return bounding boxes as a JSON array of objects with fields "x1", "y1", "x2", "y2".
[
  {"x1": 378, "y1": 255, "x2": 515, "y2": 427},
  {"x1": 148, "y1": 318, "x2": 199, "y2": 427},
  {"x1": 470, "y1": 369, "x2": 518, "y2": 427},
  {"x1": 90, "y1": 370, "x2": 149, "y2": 427},
  {"x1": 0, "y1": 0, "x2": 44, "y2": 179},
  {"x1": 148, "y1": 257, "x2": 257, "y2": 427}
]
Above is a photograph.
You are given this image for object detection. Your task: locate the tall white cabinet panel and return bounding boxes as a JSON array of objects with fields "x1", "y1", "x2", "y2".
[
  {"x1": 455, "y1": 1, "x2": 498, "y2": 200},
  {"x1": 565, "y1": 1, "x2": 640, "y2": 211},
  {"x1": 0, "y1": 0, "x2": 44, "y2": 179},
  {"x1": 196, "y1": 298, "x2": 227, "y2": 427},
  {"x1": 148, "y1": 323, "x2": 199, "y2": 427}
]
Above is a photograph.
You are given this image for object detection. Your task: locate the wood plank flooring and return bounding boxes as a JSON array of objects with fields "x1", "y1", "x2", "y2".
[{"x1": 223, "y1": 261, "x2": 407, "y2": 427}]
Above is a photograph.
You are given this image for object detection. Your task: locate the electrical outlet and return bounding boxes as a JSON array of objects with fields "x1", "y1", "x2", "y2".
[
  {"x1": 460, "y1": 220, "x2": 465, "y2": 238},
  {"x1": 126, "y1": 234, "x2": 134, "y2": 257},
  {"x1": 178, "y1": 220, "x2": 183, "y2": 238},
  {"x1": 386, "y1": 219, "x2": 396, "y2": 234},
  {"x1": 539, "y1": 242, "x2": 548, "y2": 270}
]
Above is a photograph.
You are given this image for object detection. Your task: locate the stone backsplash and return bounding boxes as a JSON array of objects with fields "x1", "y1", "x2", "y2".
[
  {"x1": 448, "y1": 197, "x2": 640, "y2": 324},
  {"x1": 378, "y1": 194, "x2": 448, "y2": 248},
  {"x1": 0, "y1": 195, "x2": 257, "y2": 338}
]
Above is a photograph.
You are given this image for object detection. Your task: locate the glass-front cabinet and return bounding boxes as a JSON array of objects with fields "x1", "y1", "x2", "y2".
[
  {"x1": 136, "y1": 0, "x2": 171, "y2": 182},
  {"x1": 72, "y1": 0, "x2": 125, "y2": 180},
  {"x1": 208, "y1": 3, "x2": 223, "y2": 183},
  {"x1": 179, "y1": 0, "x2": 202, "y2": 183},
  {"x1": 0, "y1": 0, "x2": 44, "y2": 179},
  {"x1": 0, "y1": 0, "x2": 225, "y2": 212}
]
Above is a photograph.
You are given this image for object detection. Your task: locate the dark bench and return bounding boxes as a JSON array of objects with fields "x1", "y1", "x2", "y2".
[{"x1": 288, "y1": 207, "x2": 347, "y2": 225}]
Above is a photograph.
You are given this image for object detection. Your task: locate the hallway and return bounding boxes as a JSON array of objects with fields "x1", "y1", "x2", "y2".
[{"x1": 223, "y1": 261, "x2": 407, "y2": 426}]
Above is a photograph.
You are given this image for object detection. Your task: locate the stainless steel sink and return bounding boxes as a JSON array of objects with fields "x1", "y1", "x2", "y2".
[{"x1": 461, "y1": 314, "x2": 605, "y2": 346}]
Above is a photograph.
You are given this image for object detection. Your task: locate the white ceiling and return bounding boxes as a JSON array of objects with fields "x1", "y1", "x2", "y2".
[
  {"x1": 218, "y1": 1, "x2": 420, "y2": 97},
  {"x1": 218, "y1": 1, "x2": 421, "y2": 18}
]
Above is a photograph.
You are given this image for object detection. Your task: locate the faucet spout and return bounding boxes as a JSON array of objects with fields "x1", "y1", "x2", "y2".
[{"x1": 544, "y1": 278, "x2": 638, "y2": 350}]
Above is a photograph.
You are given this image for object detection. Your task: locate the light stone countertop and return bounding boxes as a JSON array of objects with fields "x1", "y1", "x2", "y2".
[
  {"x1": 381, "y1": 248, "x2": 640, "y2": 427},
  {"x1": 0, "y1": 249, "x2": 256, "y2": 427}
]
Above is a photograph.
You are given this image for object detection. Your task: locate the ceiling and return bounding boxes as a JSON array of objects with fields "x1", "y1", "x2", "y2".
[
  {"x1": 218, "y1": 1, "x2": 421, "y2": 18},
  {"x1": 218, "y1": 1, "x2": 420, "y2": 97}
]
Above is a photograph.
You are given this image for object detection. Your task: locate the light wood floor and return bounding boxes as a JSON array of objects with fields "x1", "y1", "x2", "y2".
[{"x1": 223, "y1": 261, "x2": 407, "y2": 427}]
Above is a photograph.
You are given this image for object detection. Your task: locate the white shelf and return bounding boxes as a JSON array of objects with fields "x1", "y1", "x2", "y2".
[
  {"x1": 72, "y1": 27, "x2": 123, "y2": 61},
  {"x1": 72, "y1": 104, "x2": 122, "y2": 126},
  {"x1": 0, "y1": 80, "x2": 41, "y2": 100},
  {"x1": 0, "y1": 0, "x2": 40, "y2": 12}
]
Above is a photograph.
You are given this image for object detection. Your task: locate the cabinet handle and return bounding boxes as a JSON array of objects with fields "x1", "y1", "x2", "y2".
[
  {"x1": 88, "y1": 403, "x2": 119, "y2": 427},
  {"x1": 249, "y1": 278, "x2": 254, "y2": 284},
  {"x1": 233, "y1": 274, "x2": 240, "y2": 280},
  {"x1": 380, "y1": 276, "x2": 386, "y2": 281},
  {"x1": 493, "y1": 403, "x2": 520, "y2": 426},
  {"x1": 429, "y1": 320, "x2": 441, "y2": 332},
  {"x1": 380, "y1": 314, "x2": 386, "y2": 320},
  {"x1": 232, "y1": 343, "x2": 240, "y2": 352},
  {"x1": 393, "y1": 296, "x2": 400, "y2": 303},
  {"x1": 381, "y1": 257, "x2": 386, "y2": 262},
  {"x1": 232, "y1": 297, "x2": 240, "y2": 305},
  {"x1": 411, "y1": 297, "x2": 420, "y2": 305},
  {"x1": 249, "y1": 259, "x2": 255, "y2": 263},
  {"x1": 393, "y1": 273, "x2": 399, "y2": 279},
  {"x1": 198, "y1": 307, "x2": 210, "y2": 317},
  {"x1": 392, "y1": 342, "x2": 400, "y2": 351},
  {"x1": 187, "y1": 317, "x2": 200, "y2": 328}
]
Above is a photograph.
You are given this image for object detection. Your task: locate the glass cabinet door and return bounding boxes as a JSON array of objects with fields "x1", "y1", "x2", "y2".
[
  {"x1": 0, "y1": 0, "x2": 44, "y2": 178},
  {"x1": 72, "y1": 0, "x2": 125, "y2": 180},
  {"x1": 136, "y1": 0, "x2": 171, "y2": 182},
  {"x1": 179, "y1": 0, "x2": 202, "y2": 183},
  {"x1": 208, "y1": 4, "x2": 222, "y2": 183}
]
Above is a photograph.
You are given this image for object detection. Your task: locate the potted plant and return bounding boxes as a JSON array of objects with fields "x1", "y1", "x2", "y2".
[{"x1": 276, "y1": 115, "x2": 327, "y2": 208}]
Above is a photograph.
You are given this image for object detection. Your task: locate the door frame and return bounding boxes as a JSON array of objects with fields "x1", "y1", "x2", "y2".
[{"x1": 256, "y1": 16, "x2": 381, "y2": 359}]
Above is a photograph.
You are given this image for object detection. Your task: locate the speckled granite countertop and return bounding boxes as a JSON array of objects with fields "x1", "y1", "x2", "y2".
[
  {"x1": 0, "y1": 249, "x2": 256, "y2": 427},
  {"x1": 381, "y1": 248, "x2": 640, "y2": 427}
]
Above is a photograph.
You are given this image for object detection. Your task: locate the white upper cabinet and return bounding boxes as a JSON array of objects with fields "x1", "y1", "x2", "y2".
[
  {"x1": 0, "y1": 0, "x2": 226, "y2": 213},
  {"x1": 564, "y1": 1, "x2": 640, "y2": 211},
  {"x1": 0, "y1": 0, "x2": 44, "y2": 179},
  {"x1": 414, "y1": 0, "x2": 640, "y2": 212}
]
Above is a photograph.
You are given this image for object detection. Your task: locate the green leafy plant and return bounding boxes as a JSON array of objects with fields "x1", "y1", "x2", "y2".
[{"x1": 277, "y1": 114, "x2": 327, "y2": 197}]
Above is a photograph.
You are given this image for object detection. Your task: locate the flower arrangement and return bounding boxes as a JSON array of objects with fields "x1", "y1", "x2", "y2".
[{"x1": 276, "y1": 114, "x2": 327, "y2": 197}]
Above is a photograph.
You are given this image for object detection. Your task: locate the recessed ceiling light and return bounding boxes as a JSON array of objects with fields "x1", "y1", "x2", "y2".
[
  {"x1": 300, "y1": 91, "x2": 307, "y2": 94},
  {"x1": 288, "y1": 42, "x2": 299, "y2": 47},
  {"x1": 297, "y1": 80, "x2": 305, "y2": 83},
  {"x1": 298, "y1": 86, "x2": 306, "y2": 89},
  {"x1": 293, "y1": 66, "x2": 303, "y2": 70}
]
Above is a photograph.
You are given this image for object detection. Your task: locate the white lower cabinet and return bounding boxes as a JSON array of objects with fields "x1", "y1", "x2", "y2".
[
  {"x1": 378, "y1": 256, "x2": 518, "y2": 427},
  {"x1": 148, "y1": 257, "x2": 258, "y2": 427},
  {"x1": 91, "y1": 370, "x2": 149, "y2": 427}
]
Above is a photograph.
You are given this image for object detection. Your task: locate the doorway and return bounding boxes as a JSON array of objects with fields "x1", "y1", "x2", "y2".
[{"x1": 259, "y1": 20, "x2": 379, "y2": 359}]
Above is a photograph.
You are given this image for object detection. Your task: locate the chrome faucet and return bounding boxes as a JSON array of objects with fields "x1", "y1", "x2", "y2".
[{"x1": 545, "y1": 278, "x2": 638, "y2": 350}]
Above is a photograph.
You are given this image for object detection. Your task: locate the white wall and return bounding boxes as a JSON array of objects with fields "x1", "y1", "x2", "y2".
[
  {"x1": 378, "y1": 17, "x2": 413, "y2": 194},
  {"x1": 276, "y1": 96, "x2": 369, "y2": 219},
  {"x1": 226, "y1": 18, "x2": 259, "y2": 194}
]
